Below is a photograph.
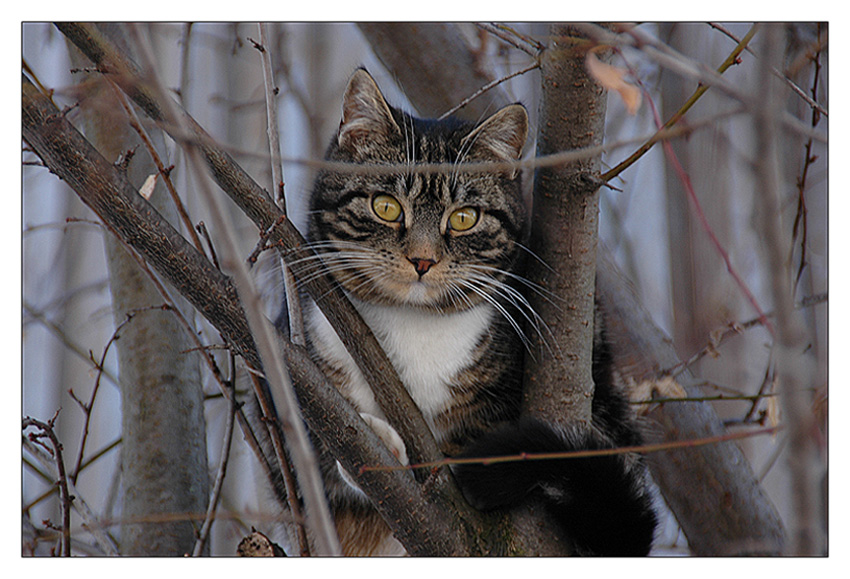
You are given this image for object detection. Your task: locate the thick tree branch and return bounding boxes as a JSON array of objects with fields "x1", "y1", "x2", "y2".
[{"x1": 597, "y1": 249, "x2": 786, "y2": 555}]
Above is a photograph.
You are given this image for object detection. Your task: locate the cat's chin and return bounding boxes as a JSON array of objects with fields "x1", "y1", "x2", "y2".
[
  {"x1": 353, "y1": 282, "x2": 467, "y2": 313},
  {"x1": 403, "y1": 282, "x2": 437, "y2": 306}
]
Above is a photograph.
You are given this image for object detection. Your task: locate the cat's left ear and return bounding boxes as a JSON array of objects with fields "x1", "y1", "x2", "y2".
[
  {"x1": 461, "y1": 104, "x2": 528, "y2": 179},
  {"x1": 338, "y1": 69, "x2": 401, "y2": 154}
]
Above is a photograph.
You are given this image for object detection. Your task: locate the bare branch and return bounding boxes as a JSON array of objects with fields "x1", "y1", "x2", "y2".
[
  {"x1": 255, "y1": 23, "x2": 305, "y2": 347},
  {"x1": 193, "y1": 371, "x2": 238, "y2": 556},
  {"x1": 22, "y1": 413, "x2": 72, "y2": 556}
]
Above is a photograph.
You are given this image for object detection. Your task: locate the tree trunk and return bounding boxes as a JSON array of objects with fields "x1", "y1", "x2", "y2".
[
  {"x1": 66, "y1": 26, "x2": 209, "y2": 555},
  {"x1": 522, "y1": 24, "x2": 607, "y2": 425}
]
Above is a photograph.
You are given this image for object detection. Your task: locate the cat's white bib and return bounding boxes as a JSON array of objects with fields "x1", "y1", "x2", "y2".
[{"x1": 306, "y1": 298, "x2": 494, "y2": 439}]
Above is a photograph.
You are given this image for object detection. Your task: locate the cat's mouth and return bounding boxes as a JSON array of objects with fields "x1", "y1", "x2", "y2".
[{"x1": 347, "y1": 264, "x2": 459, "y2": 310}]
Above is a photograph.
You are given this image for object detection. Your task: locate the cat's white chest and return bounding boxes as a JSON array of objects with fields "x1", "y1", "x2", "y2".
[{"x1": 307, "y1": 299, "x2": 494, "y2": 431}]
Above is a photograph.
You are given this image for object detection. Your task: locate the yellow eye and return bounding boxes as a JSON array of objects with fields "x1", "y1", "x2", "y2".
[
  {"x1": 372, "y1": 194, "x2": 403, "y2": 222},
  {"x1": 448, "y1": 207, "x2": 479, "y2": 231}
]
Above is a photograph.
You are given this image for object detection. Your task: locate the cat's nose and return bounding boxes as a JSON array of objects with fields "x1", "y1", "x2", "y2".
[{"x1": 407, "y1": 257, "x2": 437, "y2": 277}]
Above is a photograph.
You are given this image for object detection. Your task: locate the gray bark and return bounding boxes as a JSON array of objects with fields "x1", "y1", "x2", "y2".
[{"x1": 522, "y1": 24, "x2": 607, "y2": 425}]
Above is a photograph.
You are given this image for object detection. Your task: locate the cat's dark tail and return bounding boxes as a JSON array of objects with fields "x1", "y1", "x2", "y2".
[{"x1": 453, "y1": 417, "x2": 657, "y2": 556}]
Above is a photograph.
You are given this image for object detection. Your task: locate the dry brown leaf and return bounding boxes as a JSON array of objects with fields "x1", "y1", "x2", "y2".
[
  {"x1": 139, "y1": 173, "x2": 158, "y2": 200},
  {"x1": 628, "y1": 376, "x2": 688, "y2": 415},
  {"x1": 585, "y1": 51, "x2": 642, "y2": 115}
]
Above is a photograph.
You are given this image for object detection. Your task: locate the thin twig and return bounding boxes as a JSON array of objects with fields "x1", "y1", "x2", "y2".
[
  {"x1": 741, "y1": 356, "x2": 776, "y2": 425},
  {"x1": 192, "y1": 367, "x2": 238, "y2": 556},
  {"x1": 22, "y1": 301, "x2": 120, "y2": 388},
  {"x1": 639, "y1": 77, "x2": 774, "y2": 336},
  {"x1": 667, "y1": 292, "x2": 827, "y2": 377},
  {"x1": 110, "y1": 82, "x2": 206, "y2": 254},
  {"x1": 22, "y1": 437, "x2": 120, "y2": 555},
  {"x1": 792, "y1": 23, "x2": 825, "y2": 296},
  {"x1": 23, "y1": 413, "x2": 72, "y2": 556},
  {"x1": 255, "y1": 24, "x2": 306, "y2": 347},
  {"x1": 709, "y1": 22, "x2": 828, "y2": 119},
  {"x1": 601, "y1": 25, "x2": 757, "y2": 183},
  {"x1": 362, "y1": 425, "x2": 783, "y2": 473},
  {"x1": 438, "y1": 61, "x2": 539, "y2": 120},
  {"x1": 69, "y1": 306, "x2": 164, "y2": 484},
  {"x1": 613, "y1": 39, "x2": 775, "y2": 336},
  {"x1": 475, "y1": 22, "x2": 539, "y2": 57}
]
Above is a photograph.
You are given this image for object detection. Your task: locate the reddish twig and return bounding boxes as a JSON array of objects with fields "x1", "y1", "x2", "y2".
[
  {"x1": 792, "y1": 23, "x2": 825, "y2": 296},
  {"x1": 361, "y1": 425, "x2": 782, "y2": 474},
  {"x1": 635, "y1": 76, "x2": 775, "y2": 336}
]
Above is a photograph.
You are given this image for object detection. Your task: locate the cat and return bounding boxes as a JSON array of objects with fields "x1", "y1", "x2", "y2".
[{"x1": 292, "y1": 68, "x2": 657, "y2": 556}]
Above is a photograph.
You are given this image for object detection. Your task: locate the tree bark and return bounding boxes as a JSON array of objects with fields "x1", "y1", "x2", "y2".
[{"x1": 522, "y1": 24, "x2": 607, "y2": 425}]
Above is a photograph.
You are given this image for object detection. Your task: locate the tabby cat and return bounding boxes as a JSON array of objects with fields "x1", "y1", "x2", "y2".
[{"x1": 293, "y1": 68, "x2": 657, "y2": 556}]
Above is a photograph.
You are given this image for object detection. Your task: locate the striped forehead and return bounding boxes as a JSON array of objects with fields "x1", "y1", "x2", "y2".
[
  {"x1": 405, "y1": 125, "x2": 465, "y2": 198},
  {"x1": 401, "y1": 171, "x2": 454, "y2": 206}
]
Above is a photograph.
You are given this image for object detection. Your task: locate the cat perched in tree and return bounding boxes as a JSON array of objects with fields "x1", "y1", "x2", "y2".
[{"x1": 290, "y1": 68, "x2": 657, "y2": 556}]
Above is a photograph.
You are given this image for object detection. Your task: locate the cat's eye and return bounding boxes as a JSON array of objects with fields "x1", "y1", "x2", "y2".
[
  {"x1": 448, "y1": 207, "x2": 480, "y2": 232},
  {"x1": 372, "y1": 194, "x2": 403, "y2": 222}
]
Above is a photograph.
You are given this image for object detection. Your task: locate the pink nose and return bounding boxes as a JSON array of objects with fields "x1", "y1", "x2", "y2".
[{"x1": 407, "y1": 257, "x2": 437, "y2": 276}]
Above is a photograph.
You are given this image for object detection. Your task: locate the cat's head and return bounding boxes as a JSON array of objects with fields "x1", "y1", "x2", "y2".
[{"x1": 307, "y1": 69, "x2": 528, "y2": 312}]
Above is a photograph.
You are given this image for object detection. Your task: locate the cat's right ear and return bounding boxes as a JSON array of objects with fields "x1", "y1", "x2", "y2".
[{"x1": 338, "y1": 69, "x2": 400, "y2": 153}]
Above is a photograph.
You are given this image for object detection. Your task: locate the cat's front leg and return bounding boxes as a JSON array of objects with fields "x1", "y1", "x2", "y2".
[{"x1": 337, "y1": 413, "x2": 409, "y2": 494}]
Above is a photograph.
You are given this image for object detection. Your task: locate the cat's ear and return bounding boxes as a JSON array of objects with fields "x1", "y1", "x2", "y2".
[
  {"x1": 461, "y1": 104, "x2": 528, "y2": 178},
  {"x1": 338, "y1": 69, "x2": 400, "y2": 153}
]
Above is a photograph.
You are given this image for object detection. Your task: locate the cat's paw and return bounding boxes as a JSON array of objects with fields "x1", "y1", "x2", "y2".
[
  {"x1": 336, "y1": 413, "x2": 408, "y2": 494},
  {"x1": 359, "y1": 413, "x2": 409, "y2": 466}
]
